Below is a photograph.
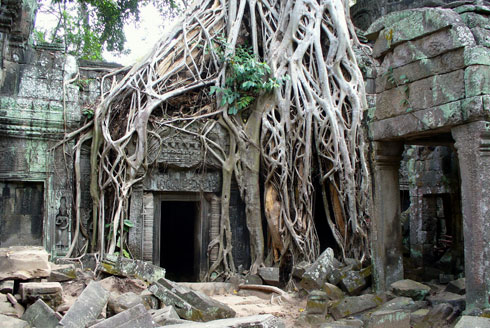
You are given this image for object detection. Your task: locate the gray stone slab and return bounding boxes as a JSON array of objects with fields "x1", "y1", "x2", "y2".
[
  {"x1": 22, "y1": 299, "x2": 59, "y2": 328},
  {"x1": 163, "y1": 314, "x2": 285, "y2": 328},
  {"x1": 101, "y1": 255, "x2": 166, "y2": 283},
  {"x1": 0, "y1": 280, "x2": 14, "y2": 294},
  {"x1": 150, "y1": 306, "x2": 180, "y2": 325},
  {"x1": 366, "y1": 309, "x2": 410, "y2": 328},
  {"x1": 427, "y1": 292, "x2": 466, "y2": 312},
  {"x1": 339, "y1": 270, "x2": 367, "y2": 296},
  {"x1": 0, "y1": 247, "x2": 51, "y2": 280},
  {"x1": 329, "y1": 294, "x2": 386, "y2": 320},
  {"x1": 390, "y1": 279, "x2": 430, "y2": 301},
  {"x1": 445, "y1": 278, "x2": 465, "y2": 295},
  {"x1": 89, "y1": 303, "x2": 154, "y2": 328},
  {"x1": 19, "y1": 282, "x2": 63, "y2": 310},
  {"x1": 454, "y1": 316, "x2": 490, "y2": 328},
  {"x1": 0, "y1": 313, "x2": 30, "y2": 328},
  {"x1": 258, "y1": 267, "x2": 280, "y2": 286},
  {"x1": 108, "y1": 292, "x2": 145, "y2": 316},
  {"x1": 58, "y1": 281, "x2": 109, "y2": 328},
  {"x1": 301, "y1": 248, "x2": 338, "y2": 291}
]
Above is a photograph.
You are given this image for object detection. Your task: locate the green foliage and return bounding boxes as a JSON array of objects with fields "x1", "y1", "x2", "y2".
[
  {"x1": 210, "y1": 40, "x2": 288, "y2": 115},
  {"x1": 105, "y1": 219, "x2": 134, "y2": 258},
  {"x1": 384, "y1": 67, "x2": 412, "y2": 112},
  {"x1": 82, "y1": 108, "x2": 94, "y2": 119}
]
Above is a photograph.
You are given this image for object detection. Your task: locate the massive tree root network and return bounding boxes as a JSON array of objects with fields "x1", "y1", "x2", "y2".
[{"x1": 68, "y1": 0, "x2": 371, "y2": 278}]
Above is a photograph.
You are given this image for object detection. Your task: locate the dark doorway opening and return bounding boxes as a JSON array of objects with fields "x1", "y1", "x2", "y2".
[
  {"x1": 160, "y1": 201, "x2": 198, "y2": 282},
  {"x1": 313, "y1": 180, "x2": 339, "y2": 254}
]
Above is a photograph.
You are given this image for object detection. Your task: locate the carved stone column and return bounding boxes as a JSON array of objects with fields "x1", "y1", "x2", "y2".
[
  {"x1": 372, "y1": 141, "x2": 404, "y2": 292},
  {"x1": 452, "y1": 121, "x2": 490, "y2": 312}
]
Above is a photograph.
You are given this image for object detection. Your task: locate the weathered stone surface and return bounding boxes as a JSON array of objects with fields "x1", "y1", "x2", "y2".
[
  {"x1": 0, "y1": 247, "x2": 50, "y2": 280},
  {"x1": 90, "y1": 303, "x2": 154, "y2": 328},
  {"x1": 375, "y1": 70, "x2": 465, "y2": 121},
  {"x1": 410, "y1": 308, "x2": 429, "y2": 326},
  {"x1": 0, "y1": 313, "x2": 30, "y2": 328},
  {"x1": 58, "y1": 281, "x2": 109, "y2": 328},
  {"x1": 371, "y1": 9, "x2": 466, "y2": 57},
  {"x1": 471, "y1": 28, "x2": 490, "y2": 47},
  {"x1": 244, "y1": 275, "x2": 263, "y2": 285},
  {"x1": 465, "y1": 65, "x2": 490, "y2": 97},
  {"x1": 301, "y1": 248, "x2": 338, "y2": 291},
  {"x1": 465, "y1": 46, "x2": 490, "y2": 66},
  {"x1": 377, "y1": 297, "x2": 416, "y2": 312},
  {"x1": 322, "y1": 282, "x2": 344, "y2": 301},
  {"x1": 366, "y1": 309, "x2": 410, "y2": 328},
  {"x1": 6, "y1": 293, "x2": 25, "y2": 318},
  {"x1": 306, "y1": 290, "x2": 328, "y2": 315},
  {"x1": 140, "y1": 290, "x2": 160, "y2": 309},
  {"x1": 108, "y1": 292, "x2": 146, "y2": 316},
  {"x1": 19, "y1": 282, "x2": 62, "y2": 309},
  {"x1": 414, "y1": 303, "x2": 460, "y2": 328},
  {"x1": 427, "y1": 292, "x2": 466, "y2": 311},
  {"x1": 320, "y1": 319, "x2": 363, "y2": 327},
  {"x1": 0, "y1": 280, "x2": 14, "y2": 294},
  {"x1": 163, "y1": 314, "x2": 285, "y2": 328},
  {"x1": 21, "y1": 299, "x2": 59, "y2": 328},
  {"x1": 158, "y1": 278, "x2": 236, "y2": 321},
  {"x1": 390, "y1": 280, "x2": 430, "y2": 300},
  {"x1": 454, "y1": 316, "x2": 490, "y2": 328},
  {"x1": 460, "y1": 12, "x2": 490, "y2": 29},
  {"x1": 292, "y1": 261, "x2": 310, "y2": 279},
  {"x1": 445, "y1": 278, "x2": 465, "y2": 295},
  {"x1": 150, "y1": 306, "x2": 179, "y2": 325},
  {"x1": 48, "y1": 263, "x2": 76, "y2": 282},
  {"x1": 339, "y1": 270, "x2": 367, "y2": 296},
  {"x1": 101, "y1": 255, "x2": 166, "y2": 283},
  {"x1": 329, "y1": 294, "x2": 386, "y2": 320},
  {"x1": 376, "y1": 48, "x2": 465, "y2": 93},
  {"x1": 257, "y1": 267, "x2": 280, "y2": 287},
  {"x1": 0, "y1": 293, "x2": 18, "y2": 317},
  {"x1": 178, "y1": 283, "x2": 235, "y2": 297}
]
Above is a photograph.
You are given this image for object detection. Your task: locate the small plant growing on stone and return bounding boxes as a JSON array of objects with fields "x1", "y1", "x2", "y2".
[{"x1": 384, "y1": 67, "x2": 412, "y2": 112}]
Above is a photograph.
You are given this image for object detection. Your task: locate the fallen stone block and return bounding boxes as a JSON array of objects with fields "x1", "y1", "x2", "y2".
[
  {"x1": 154, "y1": 278, "x2": 236, "y2": 321},
  {"x1": 322, "y1": 282, "x2": 344, "y2": 301},
  {"x1": 306, "y1": 290, "x2": 329, "y2": 315},
  {"x1": 410, "y1": 309, "x2": 429, "y2": 326},
  {"x1": 339, "y1": 270, "x2": 367, "y2": 296},
  {"x1": 178, "y1": 283, "x2": 235, "y2": 296},
  {"x1": 108, "y1": 292, "x2": 146, "y2": 316},
  {"x1": 366, "y1": 309, "x2": 410, "y2": 328},
  {"x1": 21, "y1": 299, "x2": 59, "y2": 328},
  {"x1": 140, "y1": 289, "x2": 160, "y2": 309},
  {"x1": 329, "y1": 294, "x2": 386, "y2": 320},
  {"x1": 58, "y1": 280, "x2": 109, "y2": 328},
  {"x1": 292, "y1": 261, "x2": 310, "y2": 279},
  {"x1": 19, "y1": 282, "x2": 62, "y2": 309},
  {"x1": 0, "y1": 280, "x2": 14, "y2": 294},
  {"x1": 150, "y1": 306, "x2": 180, "y2": 325},
  {"x1": 101, "y1": 255, "x2": 166, "y2": 284},
  {"x1": 415, "y1": 303, "x2": 460, "y2": 328},
  {"x1": 0, "y1": 293, "x2": 18, "y2": 317},
  {"x1": 90, "y1": 303, "x2": 154, "y2": 328},
  {"x1": 244, "y1": 275, "x2": 263, "y2": 285},
  {"x1": 445, "y1": 278, "x2": 465, "y2": 295},
  {"x1": 301, "y1": 248, "x2": 338, "y2": 291},
  {"x1": 377, "y1": 297, "x2": 418, "y2": 312},
  {"x1": 454, "y1": 316, "x2": 490, "y2": 328},
  {"x1": 390, "y1": 279, "x2": 430, "y2": 300},
  {"x1": 427, "y1": 292, "x2": 466, "y2": 312},
  {"x1": 0, "y1": 246, "x2": 50, "y2": 280},
  {"x1": 163, "y1": 314, "x2": 285, "y2": 327},
  {"x1": 320, "y1": 319, "x2": 363, "y2": 327},
  {"x1": 0, "y1": 313, "x2": 30, "y2": 328},
  {"x1": 6, "y1": 293, "x2": 25, "y2": 318},
  {"x1": 258, "y1": 267, "x2": 280, "y2": 287},
  {"x1": 48, "y1": 263, "x2": 76, "y2": 282}
]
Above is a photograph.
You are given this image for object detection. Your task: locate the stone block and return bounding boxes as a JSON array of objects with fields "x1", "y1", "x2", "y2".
[
  {"x1": 371, "y1": 9, "x2": 465, "y2": 58},
  {"x1": 163, "y1": 314, "x2": 285, "y2": 328},
  {"x1": 465, "y1": 65, "x2": 490, "y2": 97},
  {"x1": 454, "y1": 316, "x2": 490, "y2": 328},
  {"x1": 140, "y1": 290, "x2": 160, "y2": 309},
  {"x1": 329, "y1": 294, "x2": 386, "y2": 320},
  {"x1": 471, "y1": 28, "x2": 490, "y2": 48},
  {"x1": 379, "y1": 27, "x2": 475, "y2": 71},
  {"x1": 322, "y1": 282, "x2": 344, "y2": 301},
  {"x1": 301, "y1": 248, "x2": 338, "y2": 291},
  {"x1": 377, "y1": 297, "x2": 417, "y2": 312},
  {"x1": 427, "y1": 292, "x2": 466, "y2": 312},
  {"x1": 415, "y1": 303, "x2": 460, "y2": 327},
  {"x1": 320, "y1": 319, "x2": 363, "y2": 327},
  {"x1": 460, "y1": 12, "x2": 490, "y2": 29},
  {"x1": 48, "y1": 263, "x2": 77, "y2": 282},
  {"x1": 366, "y1": 309, "x2": 410, "y2": 328},
  {"x1": 0, "y1": 313, "x2": 30, "y2": 328},
  {"x1": 150, "y1": 306, "x2": 179, "y2": 325},
  {"x1": 258, "y1": 267, "x2": 280, "y2": 286},
  {"x1": 375, "y1": 70, "x2": 465, "y2": 121},
  {"x1": 90, "y1": 303, "x2": 154, "y2": 328},
  {"x1": 108, "y1": 292, "x2": 146, "y2": 316},
  {"x1": 245, "y1": 274, "x2": 263, "y2": 285},
  {"x1": 445, "y1": 278, "x2": 465, "y2": 295},
  {"x1": 19, "y1": 282, "x2": 62, "y2": 309},
  {"x1": 410, "y1": 308, "x2": 429, "y2": 326},
  {"x1": 390, "y1": 279, "x2": 430, "y2": 301},
  {"x1": 58, "y1": 281, "x2": 109, "y2": 328},
  {"x1": 0, "y1": 280, "x2": 14, "y2": 294},
  {"x1": 376, "y1": 48, "x2": 465, "y2": 93},
  {"x1": 0, "y1": 247, "x2": 50, "y2": 280},
  {"x1": 0, "y1": 293, "x2": 18, "y2": 317},
  {"x1": 101, "y1": 255, "x2": 166, "y2": 283},
  {"x1": 306, "y1": 290, "x2": 329, "y2": 315},
  {"x1": 157, "y1": 278, "x2": 236, "y2": 321},
  {"x1": 21, "y1": 299, "x2": 59, "y2": 328},
  {"x1": 339, "y1": 270, "x2": 367, "y2": 296},
  {"x1": 465, "y1": 45, "x2": 490, "y2": 67}
]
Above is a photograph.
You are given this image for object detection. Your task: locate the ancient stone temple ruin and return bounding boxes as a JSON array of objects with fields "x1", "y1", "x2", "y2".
[{"x1": 0, "y1": 0, "x2": 490, "y2": 319}]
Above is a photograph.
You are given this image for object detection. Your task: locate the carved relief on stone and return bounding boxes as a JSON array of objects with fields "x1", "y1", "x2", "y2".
[
  {"x1": 144, "y1": 169, "x2": 221, "y2": 193},
  {"x1": 55, "y1": 196, "x2": 70, "y2": 251}
]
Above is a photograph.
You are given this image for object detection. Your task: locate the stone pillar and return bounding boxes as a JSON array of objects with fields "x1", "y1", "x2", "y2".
[
  {"x1": 451, "y1": 121, "x2": 490, "y2": 312},
  {"x1": 372, "y1": 141, "x2": 404, "y2": 292}
]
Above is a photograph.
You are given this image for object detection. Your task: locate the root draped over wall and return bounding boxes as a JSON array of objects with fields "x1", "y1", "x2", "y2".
[{"x1": 67, "y1": 0, "x2": 371, "y2": 277}]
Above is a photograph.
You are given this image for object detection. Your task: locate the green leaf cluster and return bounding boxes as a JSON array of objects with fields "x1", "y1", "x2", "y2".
[
  {"x1": 105, "y1": 219, "x2": 134, "y2": 258},
  {"x1": 210, "y1": 41, "x2": 288, "y2": 115}
]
